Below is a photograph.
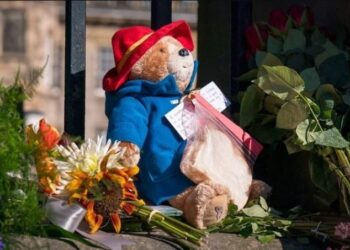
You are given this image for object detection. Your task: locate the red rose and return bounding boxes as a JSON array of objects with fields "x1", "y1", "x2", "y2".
[
  {"x1": 288, "y1": 5, "x2": 314, "y2": 27},
  {"x1": 268, "y1": 9, "x2": 288, "y2": 32},
  {"x1": 245, "y1": 23, "x2": 269, "y2": 58}
]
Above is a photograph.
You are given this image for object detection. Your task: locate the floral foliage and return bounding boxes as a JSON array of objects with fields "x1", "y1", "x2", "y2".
[
  {"x1": 239, "y1": 5, "x2": 350, "y2": 213},
  {"x1": 0, "y1": 73, "x2": 44, "y2": 241}
]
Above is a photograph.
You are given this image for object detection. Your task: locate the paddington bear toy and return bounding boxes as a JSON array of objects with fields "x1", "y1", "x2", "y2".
[{"x1": 103, "y1": 20, "x2": 270, "y2": 229}]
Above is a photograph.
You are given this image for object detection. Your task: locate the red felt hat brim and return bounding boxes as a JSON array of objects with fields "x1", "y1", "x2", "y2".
[{"x1": 103, "y1": 20, "x2": 194, "y2": 92}]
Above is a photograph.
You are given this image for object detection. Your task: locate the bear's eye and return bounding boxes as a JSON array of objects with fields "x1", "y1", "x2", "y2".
[{"x1": 159, "y1": 48, "x2": 165, "y2": 53}]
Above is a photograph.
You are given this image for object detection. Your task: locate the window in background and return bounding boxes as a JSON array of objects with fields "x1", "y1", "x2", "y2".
[
  {"x1": 96, "y1": 47, "x2": 113, "y2": 90},
  {"x1": 2, "y1": 9, "x2": 25, "y2": 54}
]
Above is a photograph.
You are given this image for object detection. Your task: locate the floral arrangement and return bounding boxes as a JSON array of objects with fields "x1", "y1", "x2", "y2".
[
  {"x1": 238, "y1": 5, "x2": 350, "y2": 214},
  {"x1": 26, "y1": 119, "x2": 206, "y2": 246}
]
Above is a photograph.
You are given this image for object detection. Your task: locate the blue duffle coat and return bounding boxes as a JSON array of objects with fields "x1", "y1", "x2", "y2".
[{"x1": 105, "y1": 62, "x2": 198, "y2": 204}]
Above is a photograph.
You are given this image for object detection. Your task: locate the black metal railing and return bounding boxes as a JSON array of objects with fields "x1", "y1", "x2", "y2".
[
  {"x1": 64, "y1": 0, "x2": 252, "y2": 139},
  {"x1": 64, "y1": 0, "x2": 86, "y2": 139}
]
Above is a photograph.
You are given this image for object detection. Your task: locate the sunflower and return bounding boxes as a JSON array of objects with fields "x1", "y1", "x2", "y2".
[{"x1": 54, "y1": 137, "x2": 144, "y2": 233}]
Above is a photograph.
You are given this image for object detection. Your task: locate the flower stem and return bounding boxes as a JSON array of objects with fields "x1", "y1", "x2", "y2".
[
  {"x1": 132, "y1": 205, "x2": 206, "y2": 246},
  {"x1": 298, "y1": 94, "x2": 323, "y2": 132}
]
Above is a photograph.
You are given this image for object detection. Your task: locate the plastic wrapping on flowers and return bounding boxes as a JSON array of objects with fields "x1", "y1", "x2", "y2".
[{"x1": 27, "y1": 120, "x2": 207, "y2": 247}]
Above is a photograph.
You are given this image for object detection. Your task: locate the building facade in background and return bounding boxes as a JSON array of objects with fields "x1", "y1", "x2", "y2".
[{"x1": 0, "y1": 1, "x2": 197, "y2": 139}]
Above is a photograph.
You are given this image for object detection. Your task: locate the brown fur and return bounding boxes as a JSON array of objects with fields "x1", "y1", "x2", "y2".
[{"x1": 130, "y1": 40, "x2": 169, "y2": 82}]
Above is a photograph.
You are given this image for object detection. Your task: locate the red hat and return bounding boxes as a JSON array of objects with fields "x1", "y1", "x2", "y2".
[{"x1": 103, "y1": 20, "x2": 194, "y2": 92}]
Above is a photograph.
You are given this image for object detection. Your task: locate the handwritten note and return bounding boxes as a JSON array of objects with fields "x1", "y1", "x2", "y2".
[{"x1": 165, "y1": 81, "x2": 230, "y2": 139}]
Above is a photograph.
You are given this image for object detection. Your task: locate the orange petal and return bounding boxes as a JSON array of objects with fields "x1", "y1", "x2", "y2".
[
  {"x1": 69, "y1": 170, "x2": 88, "y2": 180},
  {"x1": 94, "y1": 172, "x2": 104, "y2": 182},
  {"x1": 108, "y1": 173, "x2": 126, "y2": 187},
  {"x1": 39, "y1": 119, "x2": 60, "y2": 150},
  {"x1": 110, "y1": 213, "x2": 122, "y2": 233},
  {"x1": 90, "y1": 214, "x2": 103, "y2": 234},
  {"x1": 121, "y1": 202, "x2": 135, "y2": 215},
  {"x1": 109, "y1": 168, "x2": 129, "y2": 179},
  {"x1": 66, "y1": 178, "x2": 82, "y2": 192},
  {"x1": 125, "y1": 166, "x2": 139, "y2": 177},
  {"x1": 124, "y1": 182, "x2": 138, "y2": 197},
  {"x1": 85, "y1": 201, "x2": 103, "y2": 234},
  {"x1": 26, "y1": 125, "x2": 39, "y2": 145},
  {"x1": 123, "y1": 190, "x2": 137, "y2": 200}
]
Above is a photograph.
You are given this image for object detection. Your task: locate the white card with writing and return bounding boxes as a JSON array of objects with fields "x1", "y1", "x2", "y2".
[
  {"x1": 199, "y1": 81, "x2": 231, "y2": 112},
  {"x1": 165, "y1": 81, "x2": 230, "y2": 140}
]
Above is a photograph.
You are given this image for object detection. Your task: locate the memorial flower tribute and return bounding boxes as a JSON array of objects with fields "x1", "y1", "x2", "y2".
[
  {"x1": 239, "y1": 4, "x2": 350, "y2": 215},
  {"x1": 26, "y1": 119, "x2": 206, "y2": 246}
]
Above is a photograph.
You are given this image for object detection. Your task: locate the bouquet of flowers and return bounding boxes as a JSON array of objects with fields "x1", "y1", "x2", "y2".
[
  {"x1": 238, "y1": 5, "x2": 350, "y2": 214},
  {"x1": 26, "y1": 119, "x2": 206, "y2": 246}
]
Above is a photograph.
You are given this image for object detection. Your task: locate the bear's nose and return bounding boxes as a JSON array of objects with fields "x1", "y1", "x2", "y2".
[{"x1": 178, "y1": 48, "x2": 189, "y2": 57}]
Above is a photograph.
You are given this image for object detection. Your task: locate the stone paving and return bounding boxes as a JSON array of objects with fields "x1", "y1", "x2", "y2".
[{"x1": 8, "y1": 232, "x2": 322, "y2": 250}]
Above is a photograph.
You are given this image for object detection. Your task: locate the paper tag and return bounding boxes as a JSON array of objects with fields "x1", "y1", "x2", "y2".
[
  {"x1": 199, "y1": 81, "x2": 231, "y2": 112},
  {"x1": 165, "y1": 81, "x2": 230, "y2": 140}
]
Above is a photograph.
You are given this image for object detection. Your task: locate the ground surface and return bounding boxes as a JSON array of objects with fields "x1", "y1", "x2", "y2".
[{"x1": 8, "y1": 231, "x2": 323, "y2": 250}]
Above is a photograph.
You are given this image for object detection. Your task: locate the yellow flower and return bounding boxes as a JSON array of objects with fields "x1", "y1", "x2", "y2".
[{"x1": 53, "y1": 137, "x2": 143, "y2": 234}]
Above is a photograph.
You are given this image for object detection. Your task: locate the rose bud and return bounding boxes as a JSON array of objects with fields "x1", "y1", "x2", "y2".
[
  {"x1": 268, "y1": 9, "x2": 289, "y2": 32},
  {"x1": 245, "y1": 23, "x2": 269, "y2": 58},
  {"x1": 288, "y1": 5, "x2": 314, "y2": 27}
]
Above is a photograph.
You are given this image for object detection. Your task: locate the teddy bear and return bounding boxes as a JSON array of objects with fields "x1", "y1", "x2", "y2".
[{"x1": 103, "y1": 20, "x2": 271, "y2": 229}]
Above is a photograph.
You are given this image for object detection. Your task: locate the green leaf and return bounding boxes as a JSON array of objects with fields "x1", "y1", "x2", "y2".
[
  {"x1": 259, "y1": 197, "x2": 268, "y2": 211},
  {"x1": 315, "y1": 128, "x2": 350, "y2": 148},
  {"x1": 309, "y1": 154, "x2": 338, "y2": 194},
  {"x1": 251, "y1": 222, "x2": 259, "y2": 233},
  {"x1": 315, "y1": 84, "x2": 342, "y2": 105},
  {"x1": 254, "y1": 65, "x2": 305, "y2": 101},
  {"x1": 318, "y1": 53, "x2": 350, "y2": 87},
  {"x1": 305, "y1": 45, "x2": 325, "y2": 57},
  {"x1": 242, "y1": 205, "x2": 269, "y2": 218},
  {"x1": 264, "y1": 96, "x2": 285, "y2": 114},
  {"x1": 311, "y1": 29, "x2": 327, "y2": 45},
  {"x1": 283, "y1": 29, "x2": 306, "y2": 53},
  {"x1": 240, "y1": 85, "x2": 265, "y2": 127},
  {"x1": 315, "y1": 40, "x2": 340, "y2": 68},
  {"x1": 248, "y1": 126, "x2": 287, "y2": 144},
  {"x1": 284, "y1": 135, "x2": 303, "y2": 154},
  {"x1": 256, "y1": 51, "x2": 283, "y2": 67},
  {"x1": 42, "y1": 224, "x2": 105, "y2": 249},
  {"x1": 255, "y1": 114, "x2": 275, "y2": 126},
  {"x1": 257, "y1": 234, "x2": 276, "y2": 243},
  {"x1": 319, "y1": 99, "x2": 334, "y2": 120},
  {"x1": 267, "y1": 35, "x2": 283, "y2": 54},
  {"x1": 237, "y1": 69, "x2": 258, "y2": 82},
  {"x1": 342, "y1": 93, "x2": 350, "y2": 106},
  {"x1": 276, "y1": 99, "x2": 309, "y2": 129},
  {"x1": 300, "y1": 68, "x2": 320, "y2": 92},
  {"x1": 285, "y1": 53, "x2": 305, "y2": 72},
  {"x1": 296, "y1": 119, "x2": 321, "y2": 145}
]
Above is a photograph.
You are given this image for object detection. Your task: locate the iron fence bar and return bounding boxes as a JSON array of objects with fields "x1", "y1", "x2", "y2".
[
  {"x1": 64, "y1": 0, "x2": 86, "y2": 139},
  {"x1": 151, "y1": 0, "x2": 172, "y2": 30},
  {"x1": 231, "y1": 0, "x2": 252, "y2": 96},
  {"x1": 197, "y1": 0, "x2": 233, "y2": 97}
]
